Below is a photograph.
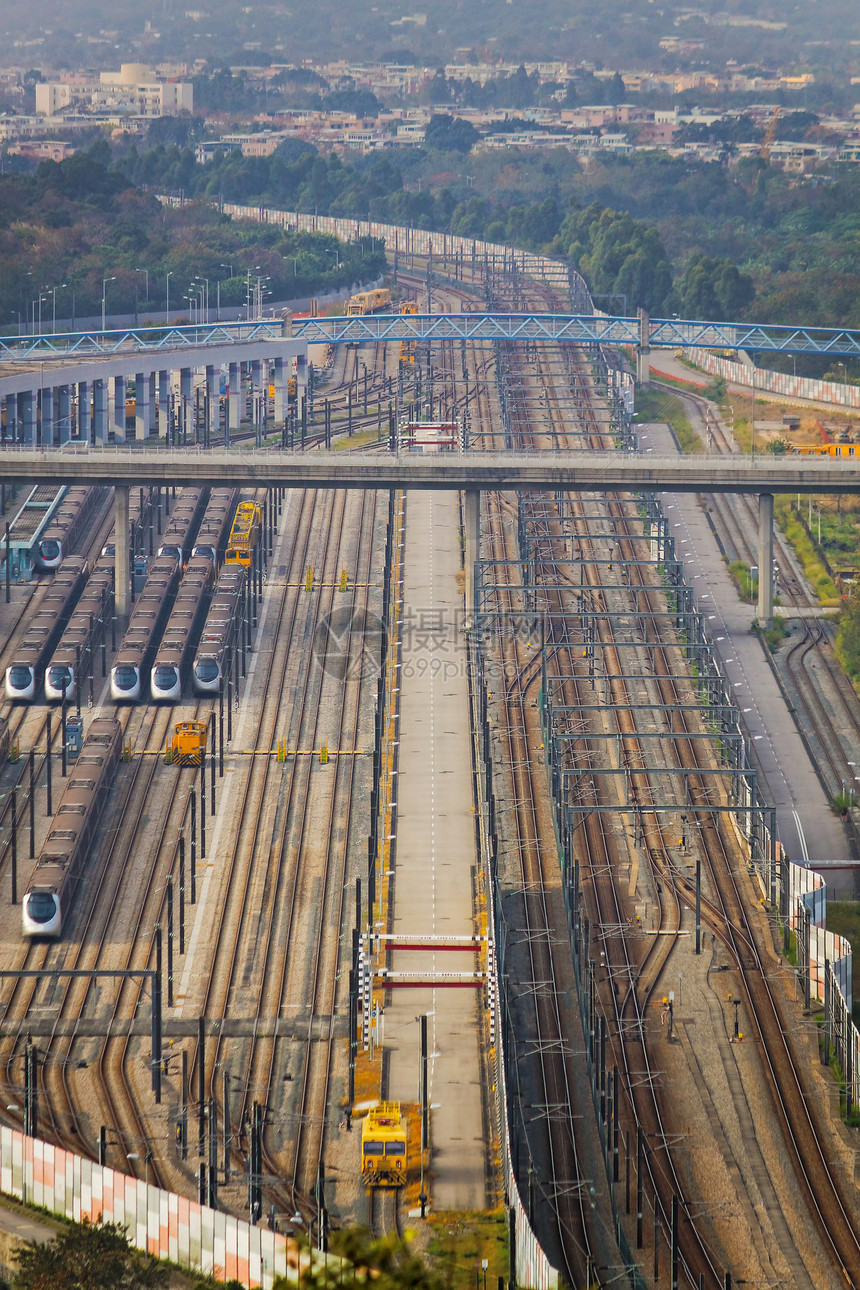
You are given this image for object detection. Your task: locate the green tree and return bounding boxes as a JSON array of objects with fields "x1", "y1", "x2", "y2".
[
  {"x1": 671, "y1": 252, "x2": 754, "y2": 319},
  {"x1": 12, "y1": 1218, "x2": 167, "y2": 1290},
  {"x1": 274, "y1": 1228, "x2": 442, "y2": 1290},
  {"x1": 423, "y1": 114, "x2": 479, "y2": 154}
]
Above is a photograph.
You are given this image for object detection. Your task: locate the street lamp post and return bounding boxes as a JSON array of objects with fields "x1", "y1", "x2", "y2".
[
  {"x1": 101, "y1": 276, "x2": 116, "y2": 337},
  {"x1": 46, "y1": 283, "x2": 66, "y2": 335},
  {"x1": 166, "y1": 270, "x2": 174, "y2": 325},
  {"x1": 325, "y1": 248, "x2": 341, "y2": 271}
]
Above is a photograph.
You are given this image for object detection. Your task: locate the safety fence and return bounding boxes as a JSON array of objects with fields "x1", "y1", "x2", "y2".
[
  {"x1": 684, "y1": 346, "x2": 860, "y2": 409},
  {"x1": 0, "y1": 1126, "x2": 314, "y2": 1288}
]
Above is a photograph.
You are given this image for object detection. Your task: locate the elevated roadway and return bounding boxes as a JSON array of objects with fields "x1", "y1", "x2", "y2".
[{"x1": 0, "y1": 446, "x2": 857, "y2": 495}]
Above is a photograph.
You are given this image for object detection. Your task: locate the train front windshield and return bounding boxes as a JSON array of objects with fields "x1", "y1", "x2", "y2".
[
  {"x1": 154, "y1": 666, "x2": 179, "y2": 690},
  {"x1": 25, "y1": 892, "x2": 57, "y2": 924},
  {"x1": 195, "y1": 659, "x2": 219, "y2": 683},
  {"x1": 39, "y1": 539, "x2": 61, "y2": 561},
  {"x1": 48, "y1": 666, "x2": 73, "y2": 692},
  {"x1": 113, "y1": 666, "x2": 138, "y2": 691},
  {"x1": 8, "y1": 666, "x2": 32, "y2": 690}
]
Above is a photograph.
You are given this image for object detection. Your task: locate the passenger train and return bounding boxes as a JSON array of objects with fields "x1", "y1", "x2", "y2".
[
  {"x1": 150, "y1": 555, "x2": 215, "y2": 701},
  {"x1": 45, "y1": 557, "x2": 114, "y2": 702},
  {"x1": 191, "y1": 489, "x2": 239, "y2": 564},
  {"x1": 35, "y1": 488, "x2": 104, "y2": 571},
  {"x1": 192, "y1": 564, "x2": 246, "y2": 695},
  {"x1": 5, "y1": 557, "x2": 89, "y2": 701},
  {"x1": 22, "y1": 717, "x2": 123, "y2": 938},
  {"x1": 156, "y1": 487, "x2": 209, "y2": 566},
  {"x1": 109, "y1": 556, "x2": 179, "y2": 701}
]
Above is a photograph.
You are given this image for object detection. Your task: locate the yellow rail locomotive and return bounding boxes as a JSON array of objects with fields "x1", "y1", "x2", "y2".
[
  {"x1": 347, "y1": 288, "x2": 392, "y2": 316},
  {"x1": 361, "y1": 1102, "x2": 407, "y2": 1188},
  {"x1": 225, "y1": 501, "x2": 262, "y2": 567}
]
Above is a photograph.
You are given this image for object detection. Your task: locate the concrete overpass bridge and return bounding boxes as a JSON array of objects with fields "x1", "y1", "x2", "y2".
[
  {"x1": 1, "y1": 445, "x2": 857, "y2": 627},
  {"x1": 0, "y1": 446, "x2": 854, "y2": 495}
]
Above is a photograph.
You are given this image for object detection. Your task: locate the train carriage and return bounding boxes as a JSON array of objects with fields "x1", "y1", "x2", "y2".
[
  {"x1": 22, "y1": 717, "x2": 122, "y2": 938},
  {"x1": 150, "y1": 555, "x2": 216, "y2": 701},
  {"x1": 45, "y1": 558, "x2": 114, "y2": 702},
  {"x1": 192, "y1": 564, "x2": 246, "y2": 695},
  {"x1": 157, "y1": 487, "x2": 209, "y2": 567},
  {"x1": 5, "y1": 557, "x2": 90, "y2": 701},
  {"x1": 192, "y1": 489, "x2": 239, "y2": 564},
  {"x1": 110, "y1": 556, "x2": 180, "y2": 701},
  {"x1": 36, "y1": 487, "x2": 104, "y2": 570}
]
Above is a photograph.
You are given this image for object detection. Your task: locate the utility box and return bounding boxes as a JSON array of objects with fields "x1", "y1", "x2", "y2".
[{"x1": 65, "y1": 714, "x2": 84, "y2": 759}]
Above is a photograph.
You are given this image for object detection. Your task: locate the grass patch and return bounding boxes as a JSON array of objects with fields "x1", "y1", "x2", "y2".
[
  {"x1": 634, "y1": 387, "x2": 703, "y2": 453},
  {"x1": 773, "y1": 496, "x2": 840, "y2": 604},
  {"x1": 761, "y1": 618, "x2": 788, "y2": 650},
  {"x1": 422, "y1": 1210, "x2": 509, "y2": 1290},
  {"x1": 333, "y1": 427, "x2": 382, "y2": 451},
  {"x1": 825, "y1": 902, "x2": 860, "y2": 1017},
  {"x1": 727, "y1": 558, "x2": 756, "y2": 604}
]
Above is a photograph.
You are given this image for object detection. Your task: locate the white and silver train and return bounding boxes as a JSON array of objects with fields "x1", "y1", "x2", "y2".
[
  {"x1": 192, "y1": 564, "x2": 246, "y2": 694},
  {"x1": 44, "y1": 557, "x2": 114, "y2": 702},
  {"x1": 156, "y1": 486, "x2": 209, "y2": 566},
  {"x1": 191, "y1": 488, "x2": 238, "y2": 564},
  {"x1": 109, "y1": 556, "x2": 179, "y2": 701},
  {"x1": 35, "y1": 487, "x2": 104, "y2": 570},
  {"x1": 22, "y1": 717, "x2": 122, "y2": 938},
  {"x1": 5, "y1": 557, "x2": 90, "y2": 701},
  {"x1": 150, "y1": 555, "x2": 215, "y2": 701}
]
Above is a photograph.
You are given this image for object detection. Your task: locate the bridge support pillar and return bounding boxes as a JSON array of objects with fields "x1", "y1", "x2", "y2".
[
  {"x1": 228, "y1": 362, "x2": 241, "y2": 439},
  {"x1": 57, "y1": 385, "x2": 72, "y2": 444},
  {"x1": 295, "y1": 353, "x2": 308, "y2": 427},
  {"x1": 115, "y1": 485, "x2": 130, "y2": 626},
  {"x1": 158, "y1": 371, "x2": 170, "y2": 440},
  {"x1": 20, "y1": 390, "x2": 36, "y2": 446},
  {"x1": 179, "y1": 367, "x2": 193, "y2": 443},
  {"x1": 40, "y1": 385, "x2": 55, "y2": 447},
  {"x1": 135, "y1": 371, "x2": 150, "y2": 441},
  {"x1": 205, "y1": 365, "x2": 218, "y2": 442},
  {"x1": 757, "y1": 492, "x2": 774, "y2": 628},
  {"x1": 250, "y1": 359, "x2": 264, "y2": 436},
  {"x1": 78, "y1": 381, "x2": 91, "y2": 443},
  {"x1": 112, "y1": 375, "x2": 126, "y2": 442},
  {"x1": 272, "y1": 357, "x2": 287, "y2": 426},
  {"x1": 3, "y1": 394, "x2": 16, "y2": 443},
  {"x1": 636, "y1": 308, "x2": 650, "y2": 387},
  {"x1": 464, "y1": 489, "x2": 480, "y2": 628},
  {"x1": 93, "y1": 379, "x2": 108, "y2": 443}
]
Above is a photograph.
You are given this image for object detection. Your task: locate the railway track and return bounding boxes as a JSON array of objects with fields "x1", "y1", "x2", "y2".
[{"x1": 460, "y1": 253, "x2": 860, "y2": 1285}]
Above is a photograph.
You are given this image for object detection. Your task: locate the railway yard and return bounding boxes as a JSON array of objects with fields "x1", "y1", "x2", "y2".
[{"x1": 0, "y1": 245, "x2": 860, "y2": 1289}]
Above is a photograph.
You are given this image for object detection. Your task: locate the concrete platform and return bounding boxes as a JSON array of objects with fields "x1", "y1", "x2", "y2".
[{"x1": 384, "y1": 490, "x2": 487, "y2": 1209}]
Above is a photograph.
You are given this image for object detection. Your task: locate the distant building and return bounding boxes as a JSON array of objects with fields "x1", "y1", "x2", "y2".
[
  {"x1": 8, "y1": 139, "x2": 77, "y2": 161},
  {"x1": 35, "y1": 63, "x2": 192, "y2": 120}
]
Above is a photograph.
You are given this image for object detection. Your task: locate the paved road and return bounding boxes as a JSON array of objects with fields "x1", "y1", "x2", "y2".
[{"x1": 650, "y1": 350, "x2": 859, "y2": 415}]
